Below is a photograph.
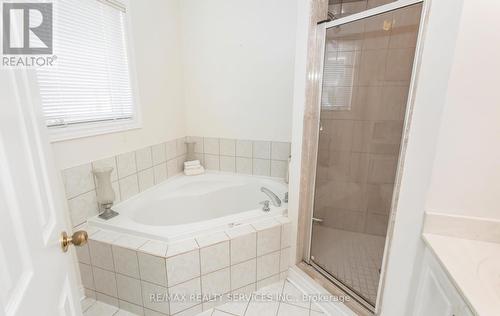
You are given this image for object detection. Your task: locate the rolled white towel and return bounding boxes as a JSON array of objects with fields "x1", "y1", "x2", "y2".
[
  {"x1": 184, "y1": 166, "x2": 205, "y2": 176},
  {"x1": 184, "y1": 164, "x2": 203, "y2": 171},
  {"x1": 184, "y1": 160, "x2": 201, "y2": 167}
]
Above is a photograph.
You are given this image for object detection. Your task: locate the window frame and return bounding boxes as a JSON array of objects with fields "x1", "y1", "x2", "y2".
[{"x1": 45, "y1": 0, "x2": 142, "y2": 143}]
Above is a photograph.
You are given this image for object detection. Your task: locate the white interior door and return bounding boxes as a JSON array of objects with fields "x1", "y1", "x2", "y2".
[{"x1": 0, "y1": 69, "x2": 83, "y2": 315}]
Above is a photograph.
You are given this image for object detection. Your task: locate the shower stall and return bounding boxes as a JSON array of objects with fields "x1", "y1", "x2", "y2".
[{"x1": 305, "y1": 0, "x2": 423, "y2": 311}]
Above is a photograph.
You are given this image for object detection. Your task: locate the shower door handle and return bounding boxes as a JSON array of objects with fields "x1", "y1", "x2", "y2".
[{"x1": 312, "y1": 217, "x2": 324, "y2": 224}]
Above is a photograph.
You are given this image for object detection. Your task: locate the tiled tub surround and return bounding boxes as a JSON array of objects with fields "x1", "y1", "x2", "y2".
[
  {"x1": 62, "y1": 137, "x2": 188, "y2": 228},
  {"x1": 186, "y1": 137, "x2": 291, "y2": 179},
  {"x1": 76, "y1": 216, "x2": 292, "y2": 316},
  {"x1": 62, "y1": 137, "x2": 291, "y2": 229}
]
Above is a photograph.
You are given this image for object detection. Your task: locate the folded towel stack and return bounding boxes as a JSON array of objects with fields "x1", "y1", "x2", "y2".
[{"x1": 183, "y1": 160, "x2": 205, "y2": 176}]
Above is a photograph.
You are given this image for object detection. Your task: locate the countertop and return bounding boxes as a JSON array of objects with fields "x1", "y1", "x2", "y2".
[{"x1": 423, "y1": 233, "x2": 500, "y2": 316}]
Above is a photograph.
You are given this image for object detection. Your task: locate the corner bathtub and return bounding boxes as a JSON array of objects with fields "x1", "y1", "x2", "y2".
[{"x1": 87, "y1": 171, "x2": 288, "y2": 242}]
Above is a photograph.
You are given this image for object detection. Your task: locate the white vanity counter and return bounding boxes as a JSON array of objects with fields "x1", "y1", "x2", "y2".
[{"x1": 423, "y1": 233, "x2": 500, "y2": 316}]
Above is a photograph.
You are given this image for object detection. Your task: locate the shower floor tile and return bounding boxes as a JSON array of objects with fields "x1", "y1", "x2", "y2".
[{"x1": 311, "y1": 225, "x2": 385, "y2": 304}]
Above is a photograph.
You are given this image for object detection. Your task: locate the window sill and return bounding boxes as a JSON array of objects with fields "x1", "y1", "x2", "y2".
[{"x1": 48, "y1": 119, "x2": 141, "y2": 143}]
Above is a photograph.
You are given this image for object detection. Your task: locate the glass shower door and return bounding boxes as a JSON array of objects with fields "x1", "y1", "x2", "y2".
[{"x1": 309, "y1": 3, "x2": 422, "y2": 308}]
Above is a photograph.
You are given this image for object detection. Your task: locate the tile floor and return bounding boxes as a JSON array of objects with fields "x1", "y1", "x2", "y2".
[
  {"x1": 82, "y1": 278, "x2": 326, "y2": 316},
  {"x1": 310, "y1": 226, "x2": 385, "y2": 304}
]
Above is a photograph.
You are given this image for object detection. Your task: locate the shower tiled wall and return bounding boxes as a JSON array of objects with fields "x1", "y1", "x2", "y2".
[
  {"x1": 314, "y1": 4, "x2": 421, "y2": 237},
  {"x1": 61, "y1": 136, "x2": 291, "y2": 228}
]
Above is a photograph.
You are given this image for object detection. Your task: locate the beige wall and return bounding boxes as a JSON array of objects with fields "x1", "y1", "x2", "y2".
[
  {"x1": 425, "y1": 0, "x2": 500, "y2": 220},
  {"x1": 52, "y1": 0, "x2": 186, "y2": 170}
]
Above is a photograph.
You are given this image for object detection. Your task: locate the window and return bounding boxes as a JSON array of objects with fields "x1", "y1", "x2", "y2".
[{"x1": 36, "y1": 0, "x2": 138, "y2": 141}]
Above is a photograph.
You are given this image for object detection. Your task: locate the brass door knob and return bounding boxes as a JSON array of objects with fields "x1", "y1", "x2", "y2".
[{"x1": 60, "y1": 230, "x2": 88, "y2": 252}]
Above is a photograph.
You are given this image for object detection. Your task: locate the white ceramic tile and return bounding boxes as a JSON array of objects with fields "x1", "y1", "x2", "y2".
[
  {"x1": 119, "y1": 300, "x2": 145, "y2": 315},
  {"x1": 81, "y1": 296, "x2": 96, "y2": 312},
  {"x1": 245, "y1": 300, "x2": 279, "y2": 316},
  {"x1": 144, "y1": 309, "x2": 167, "y2": 316},
  {"x1": 84, "y1": 288, "x2": 97, "y2": 300},
  {"x1": 231, "y1": 259, "x2": 256, "y2": 290},
  {"x1": 200, "y1": 241, "x2": 230, "y2": 275},
  {"x1": 62, "y1": 163, "x2": 95, "y2": 198},
  {"x1": 281, "y1": 223, "x2": 291, "y2": 249},
  {"x1": 279, "y1": 248, "x2": 290, "y2": 273},
  {"x1": 119, "y1": 174, "x2": 139, "y2": 200},
  {"x1": 201, "y1": 268, "x2": 230, "y2": 301},
  {"x1": 166, "y1": 140, "x2": 178, "y2": 160},
  {"x1": 257, "y1": 252, "x2": 280, "y2": 281},
  {"x1": 277, "y1": 302, "x2": 310, "y2": 316},
  {"x1": 176, "y1": 156, "x2": 186, "y2": 174},
  {"x1": 138, "y1": 168, "x2": 155, "y2": 191},
  {"x1": 91, "y1": 230, "x2": 121, "y2": 243},
  {"x1": 219, "y1": 139, "x2": 236, "y2": 156},
  {"x1": 141, "y1": 281, "x2": 169, "y2": 315},
  {"x1": 139, "y1": 240, "x2": 168, "y2": 257},
  {"x1": 212, "y1": 310, "x2": 233, "y2": 316},
  {"x1": 203, "y1": 138, "x2": 219, "y2": 155},
  {"x1": 203, "y1": 296, "x2": 229, "y2": 312},
  {"x1": 166, "y1": 250, "x2": 201, "y2": 286},
  {"x1": 226, "y1": 224, "x2": 255, "y2": 239},
  {"x1": 236, "y1": 140, "x2": 252, "y2": 158},
  {"x1": 255, "y1": 278, "x2": 283, "y2": 295},
  {"x1": 112, "y1": 246, "x2": 140, "y2": 278},
  {"x1": 116, "y1": 274, "x2": 143, "y2": 305},
  {"x1": 204, "y1": 154, "x2": 220, "y2": 170},
  {"x1": 310, "y1": 310, "x2": 324, "y2": 316},
  {"x1": 270, "y1": 160, "x2": 287, "y2": 178},
  {"x1": 136, "y1": 147, "x2": 153, "y2": 171},
  {"x1": 68, "y1": 190, "x2": 98, "y2": 227},
  {"x1": 177, "y1": 137, "x2": 187, "y2": 156},
  {"x1": 112, "y1": 181, "x2": 121, "y2": 203},
  {"x1": 152, "y1": 143, "x2": 167, "y2": 165},
  {"x1": 252, "y1": 219, "x2": 281, "y2": 231},
  {"x1": 188, "y1": 136, "x2": 204, "y2": 153},
  {"x1": 271, "y1": 142, "x2": 291, "y2": 161},
  {"x1": 279, "y1": 272, "x2": 287, "y2": 281},
  {"x1": 153, "y1": 163, "x2": 167, "y2": 184},
  {"x1": 92, "y1": 157, "x2": 118, "y2": 182},
  {"x1": 229, "y1": 231, "x2": 256, "y2": 265},
  {"x1": 176, "y1": 304, "x2": 203, "y2": 316},
  {"x1": 168, "y1": 278, "x2": 202, "y2": 314},
  {"x1": 219, "y1": 156, "x2": 236, "y2": 172},
  {"x1": 96, "y1": 292, "x2": 119, "y2": 307},
  {"x1": 253, "y1": 141, "x2": 271, "y2": 159},
  {"x1": 196, "y1": 232, "x2": 229, "y2": 248},
  {"x1": 281, "y1": 281, "x2": 309, "y2": 309},
  {"x1": 256, "y1": 226, "x2": 281, "y2": 256},
  {"x1": 252, "y1": 159, "x2": 270, "y2": 176},
  {"x1": 83, "y1": 301, "x2": 118, "y2": 316},
  {"x1": 167, "y1": 159, "x2": 178, "y2": 177},
  {"x1": 89, "y1": 240, "x2": 114, "y2": 271},
  {"x1": 80, "y1": 263, "x2": 95, "y2": 290},
  {"x1": 193, "y1": 153, "x2": 205, "y2": 165},
  {"x1": 236, "y1": 157, "x2": 252, "y2": 175},
  {"x1": 114, "y1": 234, "x2": 148, "y2": 250},
  {"x1": 166, "y1": 239, "x2": 198, "y2": 257},
  {"x1": 93, "y1": 266, "x2": 117, "y2": 297},
  {"x1": 138, "y1": 252, "x2": 167, "y2": 287},
  {"x1": 77, "y1": 243, "x2": 91, "y2": 264},
  {"x1": 217, "y1": 283, "x2": 254, "y2": 315},
  {"x1": 117, "y1": 152, "x2": 137, "y2": 179}
]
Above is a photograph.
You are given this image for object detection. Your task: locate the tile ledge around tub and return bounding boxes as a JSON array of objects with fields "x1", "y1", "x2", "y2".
[
  {"x1": 423, "y1": 212, "x2": 500, "y2": 243},
  {"x1": 81, "y1": 214, "x2": 291, "y2": 259}
]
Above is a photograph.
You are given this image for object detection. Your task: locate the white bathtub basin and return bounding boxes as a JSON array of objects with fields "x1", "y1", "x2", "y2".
[{"x1": 87, "y1": 171, "x2": 288, "y2": 241}]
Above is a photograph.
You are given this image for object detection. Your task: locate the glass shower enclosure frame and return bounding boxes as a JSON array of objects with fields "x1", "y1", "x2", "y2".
[{"x1": 304, "y1": 0, "x2": 424, "y2": 312}]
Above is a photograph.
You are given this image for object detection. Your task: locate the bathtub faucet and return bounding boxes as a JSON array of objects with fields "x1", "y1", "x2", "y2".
[{"x1": 260, "y1": 187, "x2": 281, "y2": 207}]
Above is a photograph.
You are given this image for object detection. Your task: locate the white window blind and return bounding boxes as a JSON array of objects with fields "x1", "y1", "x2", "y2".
[{"x1": 37, "y1": 0, "x2": 134, "y2": 128}]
